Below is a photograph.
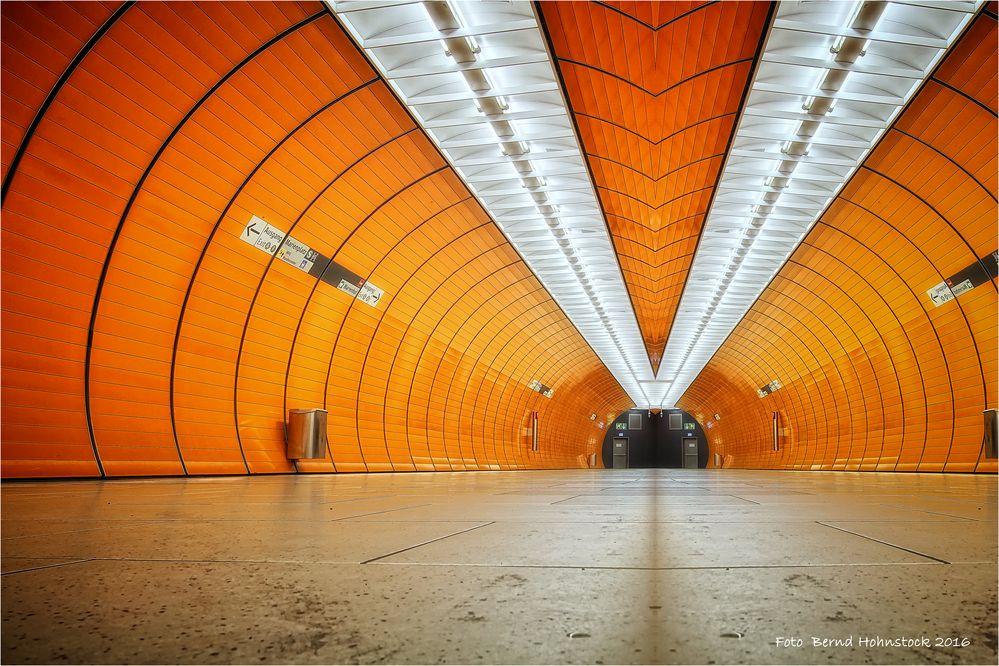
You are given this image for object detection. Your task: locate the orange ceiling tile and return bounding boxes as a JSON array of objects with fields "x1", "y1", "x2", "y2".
[{"x1": 540, "y1": 1, "x2": 771, "y2": 371}]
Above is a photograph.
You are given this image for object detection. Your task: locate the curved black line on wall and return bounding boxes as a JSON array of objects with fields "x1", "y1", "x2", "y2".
[
  {"x1": 407, "y1": 264, "x2": 532, "y2": 470},
  {"x1": 488, "y1": 319, "x2": 584, "y2": 467},
  {"x1": 823, "y1": 198, "x2": 979, "y2": 469},
  {"x1": 418, "y1": 272, "x2": 536, "y2": 469},
  {"x1": 371, "y1": 224, "x2": 502, "y2": 470},
  {"x1": 349, "y1": 211, "x2": 482, "y2": 469},
  {"x1": 169, "y1": 78, "x2": 378, "y2": 475},
  {"x1": 452, "y1": 298, "x2": 562, "y2": 468},
  {"x1": 1, "y1": 1, "x2": 135, "y2": 205},
  {"x1": 929, "y1": 77, "x2": 998, "y2": 117},
  {"x1": 891, "y1": 128, "x2": 997, "y2": 203},
  {"x1": 785, "y1": 248, "x2": 912, "y2": 471},
  {"x1": 233, "y1": 133, "x2": 430, "y2": 473},
  {"x1": 757, "y1": 278, "x2": 879, "y2": 467},
  {"x1": 729, "y1": 306, "x2": 827, "y2": 466},
  {"x1": 303, "y1": 165, "x2": 449, "y2": 469},
  {"x1": 82, "y1": 10, "x2": 329, "y2": 477}
]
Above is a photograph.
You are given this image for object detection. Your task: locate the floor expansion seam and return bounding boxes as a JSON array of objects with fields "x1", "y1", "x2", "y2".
[
  {"x1": 360, "y1": 521, "x2": 496, "y2": 564},
  {"x1": 815, "y1": 520, "x2": 952, "y2": 564}
]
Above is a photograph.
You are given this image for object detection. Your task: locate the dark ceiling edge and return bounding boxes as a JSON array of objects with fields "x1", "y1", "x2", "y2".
[
  {"x1": 533, "y1": 0, "x2": 659, "y2": 381},
  {"x1": 593, "y1": 0, "x2": 721, "y2": 33},
  {"x1": 672, "y1": 5, "x2": 996, "y2": 411},
  {"x1": 1, "y1": 1, "x2": 135, "y2": 205},
  {"x1": 556, "y1": 54, "x2": 756, "y2": 99},
  {"x1": 652, "y1": 1, "x2": 778, "y2": 382},
  {"x1": 325, "y1": 3, "x2": 635, "y2": 406}
]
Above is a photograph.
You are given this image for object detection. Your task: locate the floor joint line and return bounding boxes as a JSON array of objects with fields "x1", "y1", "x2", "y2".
[
  {"x1": 878, "y1": 503, "x2": 981, "y2": 521},
  {"x1": 330, "y1": 503, "x2": 432, "y2": 522},
  {"x1": 815, "y1": 521, "x2": 952, "y2": 564},
  {"x1": 729, "y1": 495, "x2": 762, "y2": 505},
  {"x1": 549, "y1": 494, "x2": 582, "y2": 505},
  {"x1": 363, "y1": 560, "x2": 950, "y2": 571},
  {"x1": 360, "y1": 521, "x2": 496, "y2": 564},
  {"x1": 1, "y1": 558, "x2": 94, "y2": 576}
]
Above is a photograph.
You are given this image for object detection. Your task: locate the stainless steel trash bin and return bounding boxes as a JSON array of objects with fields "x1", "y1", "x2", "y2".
[{"x1": 286, "y1": 408, "x2": 328, "y2": 459}]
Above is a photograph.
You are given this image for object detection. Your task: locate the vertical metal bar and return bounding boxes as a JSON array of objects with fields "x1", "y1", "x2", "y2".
[{"x1": 773, "y1": 411, "x2": 780, "y2": 451}]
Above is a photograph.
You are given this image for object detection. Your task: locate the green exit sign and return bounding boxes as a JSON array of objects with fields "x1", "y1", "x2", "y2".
[
  {"x1": 683, "y1": 422, "x2": 695, "y2": 430},
  {"x1": 614, "y1": 422, "x2": 627, "y2": 430}
]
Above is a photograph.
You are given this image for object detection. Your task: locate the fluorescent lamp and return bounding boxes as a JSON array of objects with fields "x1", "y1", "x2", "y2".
[
  {"x1": 329, "y1": 0, "x2": 654, "y2": 406},
  {"x1": 657, "y1": 0, "x2": 981, "y2": 407}
]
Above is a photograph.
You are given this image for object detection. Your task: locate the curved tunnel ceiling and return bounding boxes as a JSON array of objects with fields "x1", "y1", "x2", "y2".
[
  {"x1": 0, "y1": 1, "x2": 630, "y2": 477},
  {"x1": 332, "y1": 0, "x2": 986, "y2": 409},
  {"x1": 539, "y1": 1, "x2": 772, "y2": 372},
  {"x1": 679, "y1": 9, "x2": 998, "y2": 473},
  {"x1": 0, "y1": 0, "x2": 996, "y2": 478}
]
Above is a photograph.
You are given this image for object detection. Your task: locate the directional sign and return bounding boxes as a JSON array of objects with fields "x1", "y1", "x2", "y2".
[
  {"x1": 527, "y1": 379, "x2": 554, "y2": 398},
  {"x1": 240, "y1": 215, "x2": 283, "y2": 255},
  {"x1": 927, "y1": 251, "x2": 998, "y2": 307},
  {"x1": 240, "y1": 215, "x2": 384, "y2": 309}
]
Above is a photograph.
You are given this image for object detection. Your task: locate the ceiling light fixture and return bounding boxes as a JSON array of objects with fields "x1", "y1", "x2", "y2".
[
  {"x1": 656, "y1": 0, "x2": 981, "y2": 408},
  {"x1": 329, "y1": 0, "x2": 658, "y2": 406}
]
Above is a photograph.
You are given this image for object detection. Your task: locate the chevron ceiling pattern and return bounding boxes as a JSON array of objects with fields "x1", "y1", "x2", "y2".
[
  {"x1": 538, "y1": 1, "x2": 771, "y2": 372},
  {"x1": 331, "y1": 0, "x2": 984, "y2": 407}
]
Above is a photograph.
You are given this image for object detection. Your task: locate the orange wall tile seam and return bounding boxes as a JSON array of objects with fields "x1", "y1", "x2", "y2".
[
  {"x1": 678, "y1": 12, "x2": 998, "y2": 474},
  {"x1": 0, "y1": 1, "x2": 632, "y2": 478}
]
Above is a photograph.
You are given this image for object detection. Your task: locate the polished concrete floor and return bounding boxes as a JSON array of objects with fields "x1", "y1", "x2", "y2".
[{"x1": 2, "y1": 468, "x2": 997, "y2": 665}]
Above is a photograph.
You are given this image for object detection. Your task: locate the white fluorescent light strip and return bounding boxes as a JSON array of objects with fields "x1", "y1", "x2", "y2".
[
  {"x1": 657, "y1": 0, "x2": 982, "y2": 408},
  {"x1": 328, "y1": 0, "x2": 662, "y2": 407}
]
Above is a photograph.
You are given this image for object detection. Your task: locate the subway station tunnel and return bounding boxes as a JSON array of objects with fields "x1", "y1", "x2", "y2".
[{"x1": 1, "y1": 0, "x2": 997, "y2": 664}]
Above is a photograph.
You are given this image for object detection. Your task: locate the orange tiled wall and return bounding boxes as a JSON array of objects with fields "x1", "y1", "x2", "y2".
[
  {"x1": 1, "y1": 1, "x2": 631, "y2": 478},
  {"x1": 678, "y1": 11, "x2": 998, "y2": 473}
]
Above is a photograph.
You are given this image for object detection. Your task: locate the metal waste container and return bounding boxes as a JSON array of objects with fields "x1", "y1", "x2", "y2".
[{"x1": 286, "y1": 408, "x2": 328, "y2": 459}]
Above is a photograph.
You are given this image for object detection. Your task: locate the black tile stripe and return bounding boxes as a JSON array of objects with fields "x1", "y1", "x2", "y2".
[
  {"x1": 169, "y1": 78, "x2": 379, "y2": 475},
  {"x1": 557, "y1": 56, "x2": 757, "y2": 98},
  {"x1": 591, "y1": 0, "x2": 720, "y2": 32},
  {"x1": 454, "y1": 299, "x2": 566, "y2": 468},
  {"x1": 237, "y1": 140, "x2": 439, "y2": 473},
  {"x1": 757, "y1": 276, "x2": 884, "y2": 468},
  {"x1": 413, "y1": 268, "x2": 534, "y2": 470},
  {"x1": 799, "y1": 229, "x2": 931, "y2": 471},
  {"x1": 1, "y1": 1, "x2": 135, "y2": 205},
  {"x1": 367, "y1": 224, "x2": 504, "y2": 471},
  {"x1": 81, "y1": 8, "x2": 329, "y2": 477}
]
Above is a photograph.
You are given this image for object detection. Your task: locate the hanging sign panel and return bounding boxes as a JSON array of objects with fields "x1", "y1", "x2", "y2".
[
  {"x1": 757, "y1": 379, "x2": 782, "y2": 398},
  {"x1": 241, "y1": 216, "x2": 383, "y2": 308},
  {"x1": 528, "y1": 379, "x2": 554, "y2": 398},
  {"x1": 927, "y1": 251, "x2": 998, "y2": 307}
]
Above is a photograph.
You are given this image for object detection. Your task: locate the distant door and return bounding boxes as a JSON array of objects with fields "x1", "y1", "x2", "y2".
[
  {"x1": 682, "y1": 438, "x2": 698, "y2": 469},
  {"x1": 612, "y1": 438, "x2": 629, "y2": 469}
]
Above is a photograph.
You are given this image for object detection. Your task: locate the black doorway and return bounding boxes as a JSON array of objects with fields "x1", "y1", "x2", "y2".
[{"x1": 600, "y1": 409, "x2": 708, "y2": 468}]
